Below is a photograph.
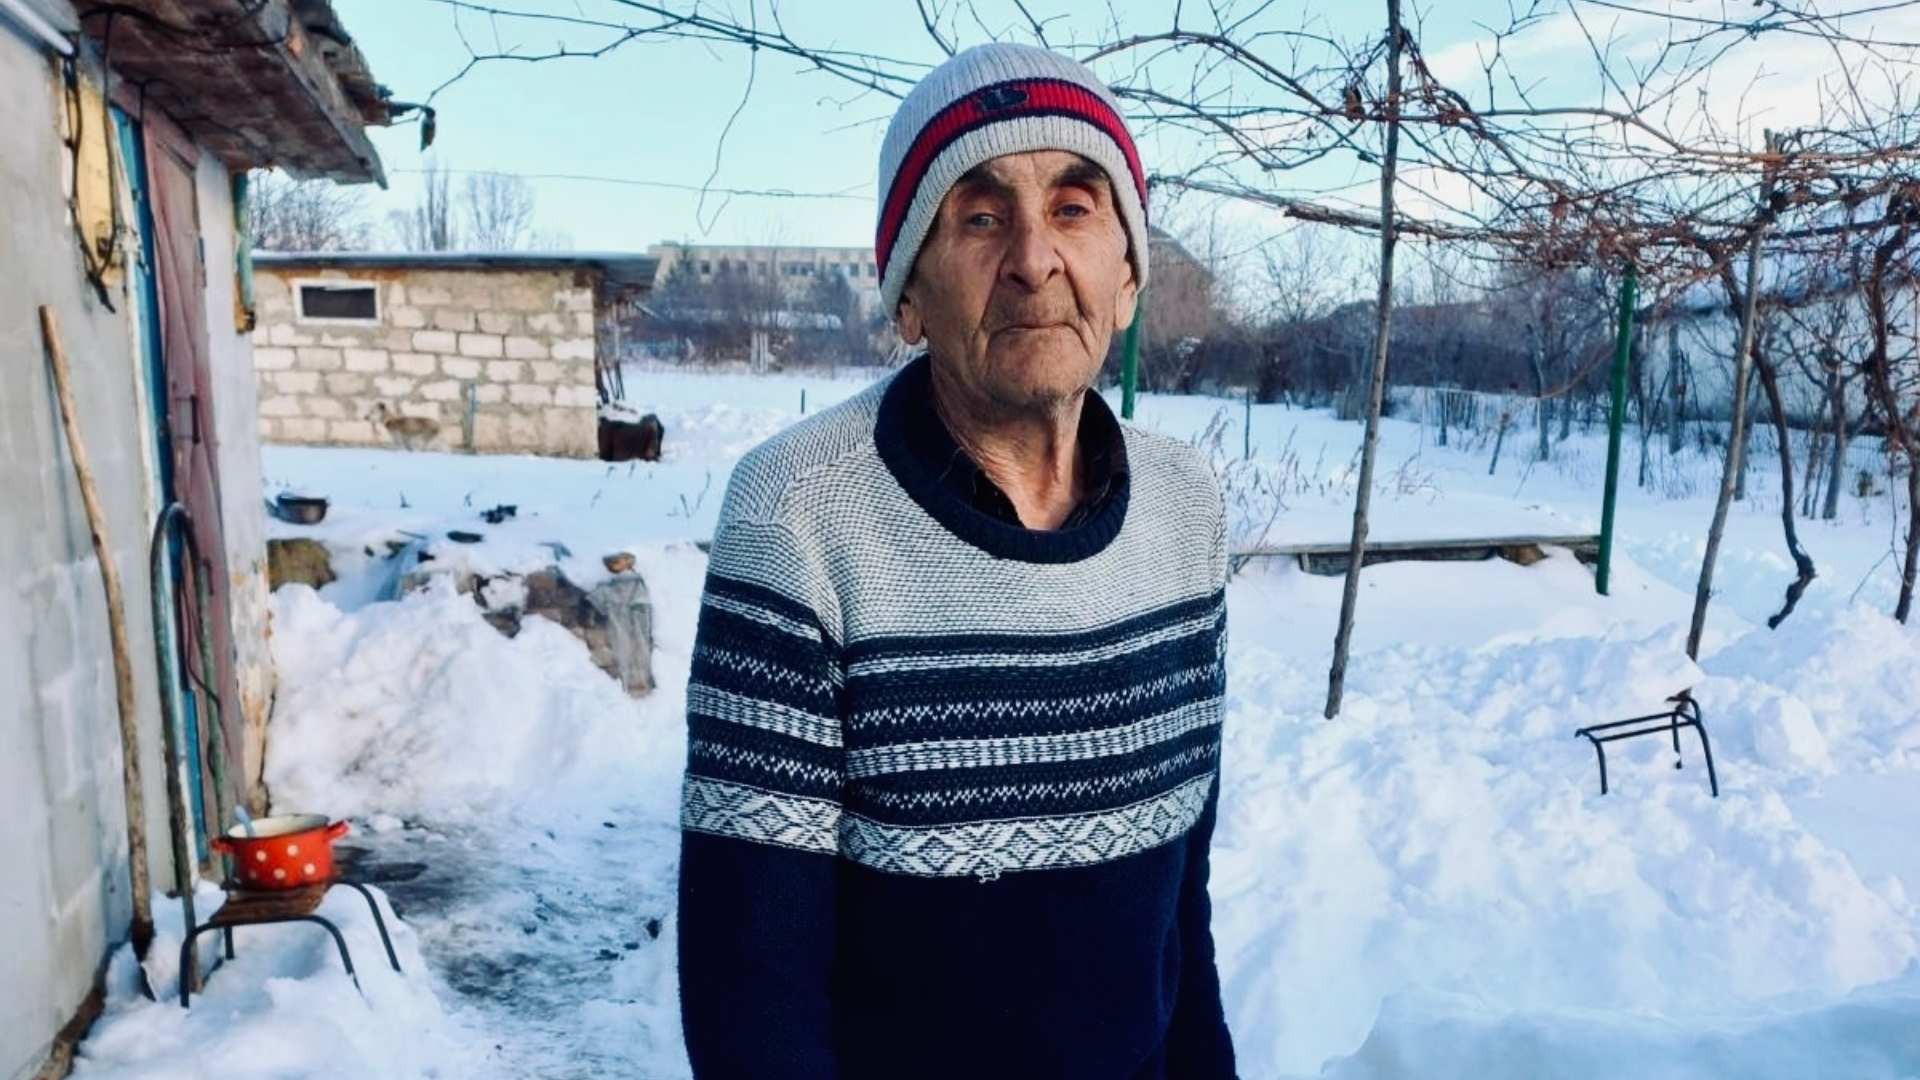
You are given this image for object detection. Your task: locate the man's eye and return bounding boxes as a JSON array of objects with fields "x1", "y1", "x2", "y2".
[
  {"x1": 1058, "y1": 203, "x2": 1091, "y2": 218},
  {"x1": 966, "y1": 212, "x2": 998, "y2": 227}
]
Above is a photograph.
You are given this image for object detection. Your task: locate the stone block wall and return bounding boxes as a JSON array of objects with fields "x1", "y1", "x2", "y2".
[{"x1": 252, "y1": 266, "x2": 600, "y2": 457}]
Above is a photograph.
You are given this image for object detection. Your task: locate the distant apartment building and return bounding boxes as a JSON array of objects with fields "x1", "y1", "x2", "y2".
[{"x1": 646, "y1": 242, "x2": 883, "y2": 317}]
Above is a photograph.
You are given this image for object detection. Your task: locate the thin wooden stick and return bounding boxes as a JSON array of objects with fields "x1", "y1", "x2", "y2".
[
  {"x1": 39, "y1": 305, "x2": 154, "y2": 958},
  {"x1": 1325, "y1": 0, "x2": 1405, "y2": 720}
]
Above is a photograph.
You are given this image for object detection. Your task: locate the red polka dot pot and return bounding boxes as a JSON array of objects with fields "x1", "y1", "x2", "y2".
[{"x1": 210, "y1": 814, "x2": 350, "y2": 891}]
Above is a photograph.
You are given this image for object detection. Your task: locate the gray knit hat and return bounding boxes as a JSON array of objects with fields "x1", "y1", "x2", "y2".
[{"x1": 875, "y1": 42, "x2": 1149, "y2": 318}]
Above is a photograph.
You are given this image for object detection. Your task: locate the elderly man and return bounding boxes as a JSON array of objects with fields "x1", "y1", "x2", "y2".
[{"x1": 677, "y1": 42, "x2": 1235, "y2": 1079}]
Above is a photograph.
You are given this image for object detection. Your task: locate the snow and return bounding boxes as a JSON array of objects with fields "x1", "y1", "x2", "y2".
[
  {"x1": 82, "y1": 365, "x2": 1920, "y2": 1078},
  {"x1": 71, "y1": 882, "x2": 482, "y2": 1079}
]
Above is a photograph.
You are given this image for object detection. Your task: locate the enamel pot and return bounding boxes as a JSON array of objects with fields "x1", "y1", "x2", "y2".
[{"x1": 210, "y1": 814, "x2": 350, "y2": 890}]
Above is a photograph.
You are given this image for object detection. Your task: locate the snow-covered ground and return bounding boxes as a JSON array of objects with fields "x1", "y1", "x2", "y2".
[{"x1": 73, "y1": 365, "x2": 1920, "y2": 1078}]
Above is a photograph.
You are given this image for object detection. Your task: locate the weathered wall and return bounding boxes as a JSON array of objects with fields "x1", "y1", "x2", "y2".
[
  {"x1": 0, "y1": 29, "x2": 171, "y2": 1080},
  {"x1": 252, "y1": 267, "x2": 600, "y2": 458},
  {"x1": 194, "y1": 153, "x2": 276, "y2": 810}
]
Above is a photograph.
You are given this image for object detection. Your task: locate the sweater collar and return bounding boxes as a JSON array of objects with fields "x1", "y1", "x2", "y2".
[{"x1": 873, "y1": 353, "x2": 1131, "y2": 564}]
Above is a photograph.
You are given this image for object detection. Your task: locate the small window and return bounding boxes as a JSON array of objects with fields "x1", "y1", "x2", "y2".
[{"x1": 297, "y1": 282, "x2": 379, "y2": 322}]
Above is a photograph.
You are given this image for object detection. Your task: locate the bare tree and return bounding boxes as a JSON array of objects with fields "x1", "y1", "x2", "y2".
[
  {"x1": 388, "y1": 157, "x2": 458, "y2": 251},
  {"x1": 1687, "y1": 135, "x2": 1779, "y2": 659},
  {"x1": 1325, "y1": 0, "x2": 1405, "y2": 720},
  {"x1": 247, "y1": 170, "x2": 371, "y2": 251},
  {"x1": 464, "y1": 171, "x2": 537, "y2": 250}
]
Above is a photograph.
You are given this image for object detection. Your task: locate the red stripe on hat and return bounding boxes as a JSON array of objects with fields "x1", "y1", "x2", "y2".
[{"x1": 876, "y1": 78, "x2": 1145, "y2": 285}]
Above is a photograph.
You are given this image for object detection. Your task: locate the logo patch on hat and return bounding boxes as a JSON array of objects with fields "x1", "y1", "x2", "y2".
[{"x1": 974, "y1": 85, "x2": 1029, "y2": 112}]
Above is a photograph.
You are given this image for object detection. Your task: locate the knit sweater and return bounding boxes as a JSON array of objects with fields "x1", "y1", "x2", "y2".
[{"x1": 677, "y1": 355, "x2": 1235, "y2": 1079}]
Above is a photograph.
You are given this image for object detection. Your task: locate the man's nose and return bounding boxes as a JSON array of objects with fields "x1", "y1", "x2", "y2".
[{"x1": 1001, "y1": 210, "x2": 1065, "y2": 293}]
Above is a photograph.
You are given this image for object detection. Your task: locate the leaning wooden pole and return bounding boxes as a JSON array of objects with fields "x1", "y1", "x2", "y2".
[
  {"x1": 1325, "y1": 0, "x2": 1404, "y2": 719},
  {"x1": 1687, "y1": 136, "x2": 1777, "y2": 660},
  {"x1": 40, "y1": 305, "x2": 154, "y2": 958}
]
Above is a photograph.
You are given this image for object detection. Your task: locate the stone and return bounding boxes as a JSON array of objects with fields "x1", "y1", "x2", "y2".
[
  {"x1": 557, "y1": 288, "x2": 594, "y2": 312},
  {"x1": 478, "y1": 311, "x2": 519, "y2": 335},
  {"x1": 344, "y1": 348, "x2": 390, "y2": 373},
  {"x1": 255, "y1": 347, "x2": 297, "y2": 370},
  {"x1": 268, "y1": 538, "x2": 335, "y2": 591},
  {"x1": 268, "y1": 324, "x2": 315, "y2": 346},
  {"x1": 410, "y1": 286, "x2": 452, "y2": 306},
  {"x1": 282, "y1": 418, "x2": 327, "y2": 441},
  {"x1": 328, "y1": 419, "x2": 380, "y2": 444},
  {"x1": 305, "y1": 397, "x2": 345, "y2": 419},
  {"x1": 473, "y1": 414, "x2": 509, "y2": 450},
  {"x1": 324, "y1": 372, "x2": 369, "y2": 396},
  {"x1": 420, "y1": 379, "x2": 462, "y2": 402},
  {"x1": 505, "y1": 335, "x2": 548, "y2": 360},
  {"x1": 555, "y1": 384, "x2": 598, "y2": 408},
  {"x1": 273, "y1": 371, "x2": 320, "y2": 394},
  {"x1": 390, "y1": 306, "x2": 427, "y2": 328},
  {"x1": 573, "y1": 311, "x2": 595, "y2": 335},
  {"x1": 441, "y1": 357, "x2": 483, "y2": 380},
  {"x1": 260, "y1": 395, "x2": 301, "y2": 418},
  {"x1": 509, "y1": 384, "x2": 553, "y2": 407},
  {"x1": 373, "y1": 376, "x2": 417, "y2": 397},
  {"x1": 500, "y1": 285, "x2": 546, "y2": 311},
  {"x1": 433, "y1": 308, "x2": 477, "y2": 332},
  {"x1": 507, "y1": 411, "x2": 540, "y2": 447},
  {"x1": 525, "y1": 312, "x2": 565, "y2": 334},
  {"x1": 467, "y1": 567, "x2": 652, "y2": 697},
  {"x1": 392, "y1": 352, "x2": 437, "y2": 375},
  {"x1": 459, "y1": 333, "x2": 505, "y2": 358},
  {"x1": 412, "y1": 329, "x2": 458, "y2": 353},
  {"x1": 530, "y1": 360, "x2": 565, "y2": 384},
  {"x1": 552, "y1": 337, "x2": 594, "y2": 361},
  {"x1": 474, "y1": 384, "x2": 506, "y2": 404},
  {"x1": 296, "y1": 346, "x2": 344, "y2": 371},
  {"x1": 485, "y1": 360, "x2": 525, "y2": 383}
]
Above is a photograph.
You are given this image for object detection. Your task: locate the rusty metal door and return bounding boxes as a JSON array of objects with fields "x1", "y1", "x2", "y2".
[{"x1": 144, "y1": 120, "x2": 243, "y2": 833}]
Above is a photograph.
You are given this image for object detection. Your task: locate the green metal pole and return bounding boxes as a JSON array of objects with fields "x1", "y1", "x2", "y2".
[
  {"x1": 1597, "y1": 263, "x2": 1638, "y2": 596},
  {"x1": 1120, "y1": 290, "x2": 1144, "y2": 420}
]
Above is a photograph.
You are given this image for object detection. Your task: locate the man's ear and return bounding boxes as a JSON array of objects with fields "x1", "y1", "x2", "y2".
[
  {"x1": 1113, "y1": 268, "x2": 1139, "y2": 334},
  {"x1": 897, "y1": 289, "x2": 926, "y2": 346}
]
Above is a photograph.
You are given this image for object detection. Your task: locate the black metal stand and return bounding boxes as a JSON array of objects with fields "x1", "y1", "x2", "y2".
[
  {"x1": 1574, "y1": 689, "x2": 1719, "y2": 798},
  {"x1": 178, "y1": 879, "x2": 402, "y2": 1007}
]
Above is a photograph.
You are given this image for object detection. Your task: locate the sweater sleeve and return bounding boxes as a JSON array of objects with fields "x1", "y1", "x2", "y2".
[
  {"x1": 1163, "y1": 490, "x2": 1236, "y2": 1075},
  {"x1": 678, "y1": 521, "x2": 845, "y2": 1078},
  {"x1": 1161, "y1": 767, "x2": 1237, "y2": 1077}
]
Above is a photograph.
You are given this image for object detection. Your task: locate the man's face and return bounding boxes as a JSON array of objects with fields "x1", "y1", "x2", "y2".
[{"x1": 898, "y1": 150, "x2": 1138, "y2": 414}]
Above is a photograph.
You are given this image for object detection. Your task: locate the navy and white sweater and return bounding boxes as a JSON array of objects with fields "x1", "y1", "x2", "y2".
[{"x1": 678, "y1": 355, "x2": 1235, "y2": 1079}]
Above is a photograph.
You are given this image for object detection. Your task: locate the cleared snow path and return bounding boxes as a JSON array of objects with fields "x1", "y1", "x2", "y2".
[{"x1": 343, "y1": 811, "x2": 690, "y2": 1079}]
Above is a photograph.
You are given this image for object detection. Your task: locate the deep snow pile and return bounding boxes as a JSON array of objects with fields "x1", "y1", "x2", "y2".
[
  {"x1": 69, "y1": 882, "x2": 480, "y2": 1079},
  {"x1": 78, "y1": 366, "x2": 1920, "y2": 1078}
]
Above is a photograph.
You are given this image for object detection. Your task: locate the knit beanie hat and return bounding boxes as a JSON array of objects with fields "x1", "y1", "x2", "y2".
[{"x1": 875, "y1": 42, "x2": 1149, "y2": 319}]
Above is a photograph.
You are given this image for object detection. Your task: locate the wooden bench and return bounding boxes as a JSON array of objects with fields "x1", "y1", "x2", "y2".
[{"x1": 1232, "y1": 533, "x2": 1601, "y2": 576}]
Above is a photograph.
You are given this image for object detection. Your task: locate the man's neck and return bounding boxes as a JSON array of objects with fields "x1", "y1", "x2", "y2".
[{"x1": 929, "y1": 362, "x2": 1085, "y2": 530}]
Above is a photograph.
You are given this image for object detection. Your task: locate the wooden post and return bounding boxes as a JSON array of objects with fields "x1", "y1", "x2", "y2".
[{"x1": 40, "y1": 305, "x2": 154, "y2": 958}]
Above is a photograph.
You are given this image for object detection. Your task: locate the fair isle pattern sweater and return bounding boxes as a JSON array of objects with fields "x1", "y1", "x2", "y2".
[{"x1": 677, "y1": 355, "x2": 1235, "y2": 1079}]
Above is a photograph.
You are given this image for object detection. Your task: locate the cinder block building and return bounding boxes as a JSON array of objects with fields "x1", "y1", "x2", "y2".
[
  {"x1": 0, "y1": 0, "x2": 391, "y2": 1074},
  {"x1": 250, "y1": 252, "x2": 659, "y2": 458}
]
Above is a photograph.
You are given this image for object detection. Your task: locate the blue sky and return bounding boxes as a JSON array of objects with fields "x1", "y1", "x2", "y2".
[
  {"x1": 336, "y1": 1, "x2": 1493, "y2": 251},
  {"x1": 334, "y1": 0, "x2": 1908, "y2": 270}
]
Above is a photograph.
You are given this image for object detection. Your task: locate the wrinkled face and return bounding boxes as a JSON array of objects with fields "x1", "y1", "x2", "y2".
[{"x1": 898, "y1": 150, "x2": 1138, "y2": 414}]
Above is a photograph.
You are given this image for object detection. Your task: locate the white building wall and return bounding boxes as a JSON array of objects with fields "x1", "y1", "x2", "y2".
[{"x1": 0, "y1": 25, "x2": 171, "y2": 1080}]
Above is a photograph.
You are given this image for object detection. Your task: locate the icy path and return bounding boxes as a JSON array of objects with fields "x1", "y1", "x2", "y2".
[{"x1": 343, "y1": 810, "x2": 691, "y2": 1079}]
